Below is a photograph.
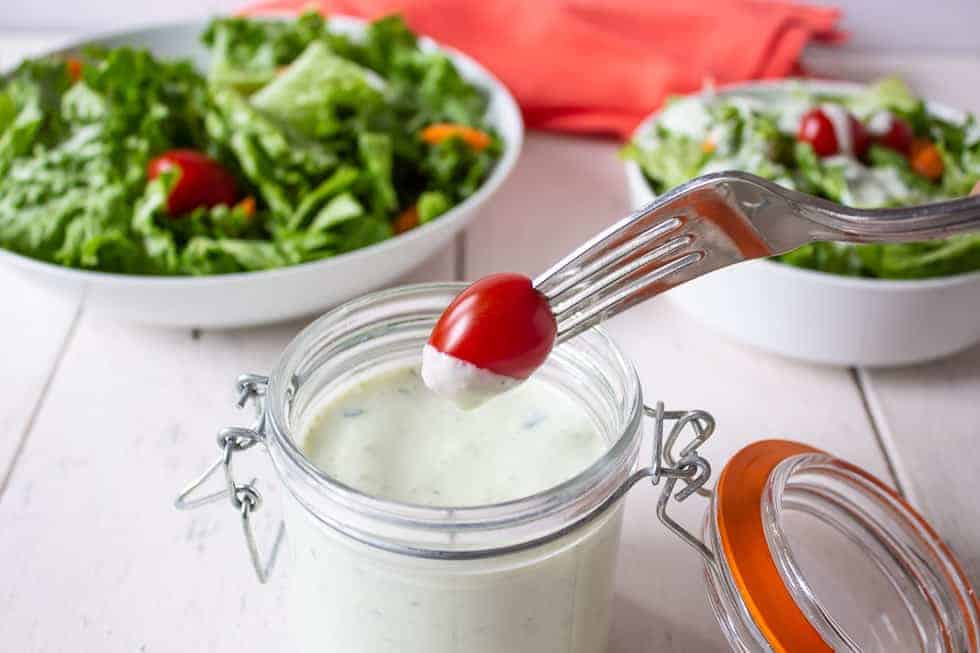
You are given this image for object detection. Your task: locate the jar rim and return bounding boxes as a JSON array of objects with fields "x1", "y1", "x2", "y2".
[{"x1": 262, "y1": 282, "x2": 645, "y2": 555}]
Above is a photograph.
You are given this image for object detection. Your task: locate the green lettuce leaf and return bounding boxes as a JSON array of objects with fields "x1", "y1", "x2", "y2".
[
  {"x1": 857, "y1": 237, "x2": 980, "y2": 279},
  {"x1": 181, "y1": 236, "x2": 288, "y2": 274},
  {"x1": 418, "y1": 190, "x2": 450, "y2": 223},
  {"x1": 202, "y1": 12, "x2": 329, "y2": 93},
  {"x1": 250, "y1": 41, "x2": 385, "y2": 138},
  {"x1": 621, "y1": 128, "x2": 707, "y2": 194}
]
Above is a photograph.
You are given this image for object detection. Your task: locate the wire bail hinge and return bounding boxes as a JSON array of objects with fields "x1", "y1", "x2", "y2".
[
  {"x1": 174, "y1": 374, "x2": 284, "y2": 583},
  {"x1": 645, "y1": 402, "x2": 716, "y2": 564}
]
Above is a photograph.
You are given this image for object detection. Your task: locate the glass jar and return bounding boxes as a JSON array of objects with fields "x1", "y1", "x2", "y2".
[
  {"x1": 177, "y1": 283, "x2": 979, "y2": 653},
  {"x1": 702, "y1": 441, "x2": 980, "y2": 652}
]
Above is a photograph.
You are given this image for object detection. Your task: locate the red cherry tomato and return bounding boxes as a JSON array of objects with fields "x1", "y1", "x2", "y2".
[
  {"x1": 798, "y1": 109, "x2": 839, "y2": 156},
  {"x1": 797, "y1": 108, "x2": 870, "y2": 159},
  {"x1": 849, "y1": 115, "x2": 871, "y2": 159},
  {"x1": 875, "y1": 115, "x2": 914, "y2": 154},
  {"x1": 796, "y1": 109, "x2": 837, "y2": 156},
  {"x1": 428, "y1": 273, "x2": 557, "y2": 379},
  {"x1": 147, "y1": 149, "x2": 238, "y2": 216}
]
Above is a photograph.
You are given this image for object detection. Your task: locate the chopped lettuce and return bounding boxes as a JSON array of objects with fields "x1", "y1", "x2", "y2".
[
  {"x1": 250, "y1": 41, "x2": 385, "y2": 138},
  {"x1": 848, "y1": 77, "x2": 920, "y2": 118},
  {"x1": 418, "y1": 191, "x2": 450, "y2": 223},
  {"x1": 202, "y1": 11, "x2": 329, "y2": 94},
  {"x1": 857, "y1": 237, "x2": 980, "y2": 279},
  {"x1": 621, "y1": 128, "x2": 706, "y2": 194},
  {"x1": 624, "y1": 80, "x2": 980, "y2": 279},
  {"x1": 0, "y1": 13, "x2": 501, "y2": 275}
]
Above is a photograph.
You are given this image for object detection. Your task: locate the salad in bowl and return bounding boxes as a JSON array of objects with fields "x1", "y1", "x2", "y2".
[
  {"x1": 624, "y1": 78, "x2": 980, "y2": 279},
  {"x1": 0, "y1": 13, "x2": 522, "y2": 325},
  {"x1": 0, "y1": 12, "x2": 502, "y2": 275},
  {"x1": 623, "y1": 79, "x2": 980, "y2": 366}
]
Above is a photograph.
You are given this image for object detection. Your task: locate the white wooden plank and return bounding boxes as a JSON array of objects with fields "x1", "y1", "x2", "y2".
[
  {"x1": 0, "y1": 312, "x2": 294, "y2": 652},
  {"x1": 465, "y1": 133, "x2": 894, "y2": 650},
  {"x1": 0, "y1": 268, "x2": 80, "y2": 491},
  {"x1": 0, "y1": 246, "x2": 454, "y2": 651},
  {"x1": 0, "y1": 35, "x2": 83, "y2": 486},
  {"x1": 858, "y1": 353, "x2": 980, "y2": 585}
]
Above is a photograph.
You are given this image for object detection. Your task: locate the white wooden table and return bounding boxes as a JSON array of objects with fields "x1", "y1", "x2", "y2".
[{"x1": 1, "y1": 33, "x2": 978, "y2": 652}]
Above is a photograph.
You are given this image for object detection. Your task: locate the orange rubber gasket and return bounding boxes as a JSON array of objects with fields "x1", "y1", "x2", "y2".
[
  {"x1": 717, "y1": 440, "x2": 980, "y2": 653},
  {"x1": 715, "y1": 439, "x2": 831, "y2": 653}
]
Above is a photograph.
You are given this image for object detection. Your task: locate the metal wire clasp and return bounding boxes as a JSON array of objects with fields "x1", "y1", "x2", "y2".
[
  {"x1": 175, "y1": 373, "x2": 284, "y2": 583},
  {"x1": 644, "y1": 402, "x2": 717, "y2": 564}
]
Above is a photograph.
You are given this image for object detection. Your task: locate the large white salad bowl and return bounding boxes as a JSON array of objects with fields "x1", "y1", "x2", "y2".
[
  {"x1": 0, "y1": 17, "x2": 523, "y2": 328},
  {"x1": 625, "y1": 80, "x2": 980, "y2": 367}
]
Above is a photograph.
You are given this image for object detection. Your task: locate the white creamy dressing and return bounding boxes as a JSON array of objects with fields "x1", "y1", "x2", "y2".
[
  {"x1": 706, "y1": 123, "x2": 733, "y2": 155},
  {"x1": 667, "y1": 92, "x2": 807, "y2": 136},
  {"x1": 302, "y1": 365, "x2": 607, "y2": 506},
  {"x1": 965, "y1": 120, "x2": 980, "y2": 148},
  {"x1": 867, "y1": 110, "x2": 894, "y2": 136},
  {"x1": 822, "y1": 155, "x2": 913, "y2": 207},
  {"x1": 657, "y1": 97, "x2": 713, "y2": 138},
  {"x1": 290, "y1": 365, "x2": 621, "y2": 653},
  {"x1": 700, "y1": 152, "x2": 767, "y2": 175},
  {"x1": 819, "y1": 102, "x2": 854, "y2": 155},
  {"x1": 419, "y1": 345, "x2": 519, "y2": 409},
  {"x1": 774, "y1": 95, "x2": 811, "y2": 134}
]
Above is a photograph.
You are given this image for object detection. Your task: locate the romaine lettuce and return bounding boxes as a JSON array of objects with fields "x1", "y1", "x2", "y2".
[{"x1": 0, "y1": 13, "x2": 501, "y2": 275}]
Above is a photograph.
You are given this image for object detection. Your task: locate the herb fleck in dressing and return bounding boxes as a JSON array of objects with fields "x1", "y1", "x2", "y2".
[{"x1": 301, "y1": 366, "x2": 607, "y2": 507}]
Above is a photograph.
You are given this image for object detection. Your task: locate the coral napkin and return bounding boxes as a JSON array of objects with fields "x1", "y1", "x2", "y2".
[{"x1": 243, "y1": 0, "x2": 844, "y2": 138}]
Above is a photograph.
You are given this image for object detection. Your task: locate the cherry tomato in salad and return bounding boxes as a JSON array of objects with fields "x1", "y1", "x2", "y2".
[
  {"x1": 849, "y1": 115, "x2": 871, "y2": 159},
  {"x1": 875, "y1": 115, "x2": 914, "y2": 154},
  {"x1": 147, "y1": 149, "x2": 238, "y2": 216},
  {"x1": 797, "y1": 109, "x2": 838, "y2": 156},
  {"x1": 428, "y1": 273, "x2": 556, "y2": 379},
  {"x1": 797, "y1": 108, "x2": 870, "y2": 158}
]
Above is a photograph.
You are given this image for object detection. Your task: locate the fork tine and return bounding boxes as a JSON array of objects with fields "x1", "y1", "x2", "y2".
[
  {"x1": 556, "y1": 251, "x2": 704, "y2": 342},
  {"x1": 551, "y1": 233, "x2": 695, "y2": 319},
  {"x1": 534, "y1": 202, "x2": 687, "y2": 296},
  {"x1": 534, "y1": 173, "x2": 788, "y2": 344},
  {"x1": 542, "y1": 217, "x2": 686, "y2": 303}
]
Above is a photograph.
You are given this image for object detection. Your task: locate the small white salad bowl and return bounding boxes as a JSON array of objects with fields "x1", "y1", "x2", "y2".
[
  {"x1": 0, "y1": 17, "x2": 523, "y2": 328},
  {"x1": 625, "y1": 80, "x2": 980, "y2": 367}
]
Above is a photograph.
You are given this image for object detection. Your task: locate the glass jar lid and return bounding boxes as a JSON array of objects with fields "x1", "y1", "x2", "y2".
[{"x1": 704, "y1": 439, "x2": 979, "y2": 652}]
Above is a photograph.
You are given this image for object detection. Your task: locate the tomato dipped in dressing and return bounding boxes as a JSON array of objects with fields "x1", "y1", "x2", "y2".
[{"x1": 422, "y1": 273, "x2": 557, "y2": 408}]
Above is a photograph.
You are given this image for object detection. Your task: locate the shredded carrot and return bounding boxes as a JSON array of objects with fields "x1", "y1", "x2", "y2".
[
  {"x1": 236, "y1": 196, "x2": 256, "y2": 218},
  {"x1": 701, "y1": 137, "x2": 716, "y2": 154},
  {"x1": 420, "y1": 123, "x2": 492, "y2": 150},
  {"x1": 909, "y1": 138, "x2": 944, "y2": 181},
  {"x1": 66, "y1": 57, "x2": 84, "y2": 83},
  {"x1": 393, "y1": 205, "x2": 419, "y2": 234}
]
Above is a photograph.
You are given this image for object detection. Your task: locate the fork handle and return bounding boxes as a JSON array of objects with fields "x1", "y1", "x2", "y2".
[{"x1": 795, "y1": 193, "x2": 980, "y2": 244}]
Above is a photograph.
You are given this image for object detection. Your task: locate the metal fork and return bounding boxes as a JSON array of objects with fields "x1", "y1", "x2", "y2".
[{"x1": 535, "y1": 171, "x2": 980, "y2": 343}]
